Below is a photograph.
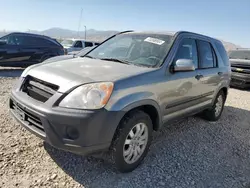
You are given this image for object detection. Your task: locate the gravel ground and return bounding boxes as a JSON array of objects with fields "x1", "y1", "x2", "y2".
[{"x1": 0, "y1": 78, "x2": 250, "y2": 188}]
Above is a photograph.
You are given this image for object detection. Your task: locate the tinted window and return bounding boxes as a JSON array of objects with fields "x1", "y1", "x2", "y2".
[
  {"x1": 1, "y1": 34, "x2": 22, "y2": 45},
  {"x1": 23, "y1": 36, "x2": 53, "y2": 46},
  {"x1": 74, "y1": 41, "x2": 83, "y2": 48},
  {"x1": 1, "y1": 35, "x2": 53, "y2": 46},
  {"x1": 0, "y1": 35, "x2": 9, "y2": 42},
  {"x1": 197, "y1": 41, "x2": 216, "y2": 68},
  {"x1": 215, "y1": 41, "x2": 229, "y2": 66},
  {"x1": 85, "y1": 42, "x2": 93, "y2": 47},
  {"x1": 174, "y1": 38, "x2": 198, "y2": 69}
]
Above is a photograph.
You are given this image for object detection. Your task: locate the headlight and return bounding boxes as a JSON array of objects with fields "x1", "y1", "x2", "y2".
[{"x1": 59, "y1": 82, "x2": 114, "y2": 109}]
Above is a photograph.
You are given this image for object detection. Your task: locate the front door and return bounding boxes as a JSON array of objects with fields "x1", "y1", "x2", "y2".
[
  {"x1": 72, "y1": 41, "x2": 83, "y2": 51},
  {"x1": 0, "y1": 34, "x2": 23, "y2": 66},
  {"x1": 162, "y1": 38, "x2": 201, "y2": 121}
]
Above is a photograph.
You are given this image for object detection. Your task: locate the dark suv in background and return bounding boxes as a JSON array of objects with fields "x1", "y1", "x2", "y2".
[
  {"x1": 0, "y1": 32, "x2": 64, "y2": 67},
  {"x1": 229, "y1": 48, "x2": 250, "y2": 88}
]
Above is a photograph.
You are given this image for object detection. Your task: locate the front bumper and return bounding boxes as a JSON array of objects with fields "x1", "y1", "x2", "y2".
[
  {"x1": 9, "y1": 91, "x2": 124, "y2": 155},
  {"x1": 230, "y1": 72, "x2": 250, "y2": 88}
]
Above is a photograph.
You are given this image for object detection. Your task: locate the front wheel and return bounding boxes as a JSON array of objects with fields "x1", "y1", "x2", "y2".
[
  {"x1": 201, "y1": 91, "x2": 226, "y2": 121},
  {"x1": 110, "y1": 110, "x2": 153, "y2": 173}
]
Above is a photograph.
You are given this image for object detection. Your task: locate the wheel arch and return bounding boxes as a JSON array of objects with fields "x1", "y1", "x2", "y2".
[{"x1": 120, "y1": 99, "x2": 162, "y2": 132}]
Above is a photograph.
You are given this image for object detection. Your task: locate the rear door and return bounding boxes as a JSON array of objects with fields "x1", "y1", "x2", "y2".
[
  {"x1": 19, "y1": 36, "x2": 53, "y2": 65},
  {"x1": 196, "y1": 40, "x2": 220, "y2": 100}
]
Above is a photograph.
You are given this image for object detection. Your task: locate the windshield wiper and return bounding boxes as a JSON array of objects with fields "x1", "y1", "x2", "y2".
[
  {"x1": 83, "y1": 55, "x2": 95, "y2": 59},
  {"x1": 100, "y1": 58, "x2": 131, "y2": 65}
]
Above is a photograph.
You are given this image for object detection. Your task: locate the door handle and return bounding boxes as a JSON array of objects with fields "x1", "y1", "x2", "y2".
[{"x1": 195, "y1": 74, "x2": 203, "y2": 80}]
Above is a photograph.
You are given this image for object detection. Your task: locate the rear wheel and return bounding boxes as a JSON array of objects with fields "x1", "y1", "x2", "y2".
[
  {"x1": 201, "y1": 91, "x2": 226, "y2": 121},
  {"x1": 110, "y1": 110, "x2": 153, "y2": 173}
]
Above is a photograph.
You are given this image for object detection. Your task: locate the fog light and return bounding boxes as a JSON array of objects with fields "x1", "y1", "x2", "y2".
[{"x1": 66, "y1": 127, "x2": 79, "y2": 140}]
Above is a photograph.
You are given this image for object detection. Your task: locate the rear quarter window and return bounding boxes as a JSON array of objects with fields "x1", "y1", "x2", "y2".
[{"x1": 214, "y1": 41, "x2": 229, "y2": 66}]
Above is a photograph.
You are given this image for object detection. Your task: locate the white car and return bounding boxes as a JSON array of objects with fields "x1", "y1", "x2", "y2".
[
  {"x1": 61, "y1": 39, "x2": 99, "y2": 54},
  {"x1": 43, "y1": 46, "x2": 95, "y2": 63}
]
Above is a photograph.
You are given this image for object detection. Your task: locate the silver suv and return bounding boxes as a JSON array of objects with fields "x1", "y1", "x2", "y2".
[{"x1": 9, "y1": 31, "x2": 231, "y2": 172}]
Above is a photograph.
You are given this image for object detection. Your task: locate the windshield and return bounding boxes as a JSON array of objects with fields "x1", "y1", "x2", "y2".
[
  {"x1": 75, "y1": 46, "x2": 95, "y2": 57},
  {"x1": 61, "y1": 39, "x2": 74, "y2": 47},
  {"x1": 229, "y1": 50, "x2": 250, "y2": 60},
  {"x1": 86, "y1": 33, "x2": 174, "y2": 67}
]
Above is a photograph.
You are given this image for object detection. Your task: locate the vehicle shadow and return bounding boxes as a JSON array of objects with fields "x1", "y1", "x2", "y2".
[
  {"x1": 45, "y1": 105, "x2": 250, "y2": 188},
  {"x1": 0, "y1": 68, "x2": 24, "y2": 77},
  {"x1": 230, "y1": 85, "x2": 250, "y2": 92}
]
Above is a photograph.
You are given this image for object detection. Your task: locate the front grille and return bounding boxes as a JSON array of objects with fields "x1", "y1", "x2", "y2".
[
  {"x1": 231, "y1": 78, "x2": 244, "y2": 85},
  {"x1": 10, "y1": 99, "x2": 44, "y2": 133},
  {"x1": 231, "y1": 65, "x2": 250, "y2": 74},
  {"x1": 22, "y1": 76, "x2": 59, "y2": 102}
]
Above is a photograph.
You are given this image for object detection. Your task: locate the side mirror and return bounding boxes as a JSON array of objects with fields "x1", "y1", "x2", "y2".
[
  {"x1": 0, "y1": 40, "x2": 7, "y2": 46},
  {"x1": 174, "y1": 59, "x2": 195, "y2": 72}
]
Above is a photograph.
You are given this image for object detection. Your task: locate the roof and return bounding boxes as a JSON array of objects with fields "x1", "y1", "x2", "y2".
[
  {"x1": 123, "y1": 31, "x2": 176, "y2": 36},
  {"x1": 10, "y1": 32, "x2": 52, "y2": 39},
  {"x1": 121, "y1": 30, "x2": 220, "y2": 43}
]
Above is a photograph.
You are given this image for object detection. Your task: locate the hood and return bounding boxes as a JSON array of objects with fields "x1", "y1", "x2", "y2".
[
  {"x1": 43, "y1": 55, "x2": 74, "y2": 64},
  {"x1": 230, "y1": 59, "x2": 250, "y2": 66},
  {"x1": 23, "y1": 57, "x2": 152, "y2": 93}
]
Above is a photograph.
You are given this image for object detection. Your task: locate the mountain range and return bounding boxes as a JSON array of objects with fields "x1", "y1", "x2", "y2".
[{"x1": 0, "y1": 27, "x2": 241, "y2": 51}]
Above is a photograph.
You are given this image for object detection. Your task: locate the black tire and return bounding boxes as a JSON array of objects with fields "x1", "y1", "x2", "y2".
[
  {"x1": 110, "y1": 110, "x2": 153, "y2": 173},
  {"x1": 201, "y1": 91, "x2": 226, "y2": 121}
]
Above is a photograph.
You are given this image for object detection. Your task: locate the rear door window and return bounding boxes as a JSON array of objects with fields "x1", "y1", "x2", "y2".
[
  {"x1": 85, "y1": 42, "x2": 93, "y2": 47},
  {"x1": 197, "y1": 40, "x2": 217, "y2": 69},
  {"x1": 22, "y1": 36, "x2": 53, "y2": 46}
]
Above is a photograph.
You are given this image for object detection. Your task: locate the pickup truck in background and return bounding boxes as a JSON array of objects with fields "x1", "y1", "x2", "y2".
[
  {"x1": 61, "y1": 39, "x2": 99, "y2": 54},
  {"x1": 229, "y1": 49, "x2": 250, "y2": 88}
]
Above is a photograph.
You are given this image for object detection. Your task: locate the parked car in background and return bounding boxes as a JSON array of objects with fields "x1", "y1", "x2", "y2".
[
  {"x1": 43, "y1": 46, "x2": 95, "y2": 64},
  {"x1": 61, "y1": 39, "x2": 99, "y2": 54},
  {"x1": 10, "y1": 31, "x2": 230, "y2": 173},
  {"x1": 0, "y1": 32, "x2": 64, "y2": 67},
  {"x1": 229, "y1": 48, "x2": 250, "y2": 88},
  {"x1": 67, "y1": 46, "x2": 96, "y2": 55}
]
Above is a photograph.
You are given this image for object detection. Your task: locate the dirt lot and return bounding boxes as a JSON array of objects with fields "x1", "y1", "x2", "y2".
[{"x1": 0, "y1": 78, "x2": 250, "y2": 188}]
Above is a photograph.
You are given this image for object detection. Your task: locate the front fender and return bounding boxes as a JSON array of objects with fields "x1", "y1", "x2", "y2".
[{"x1": 106, "y1": 92, "x2": 162, "y2": 128}]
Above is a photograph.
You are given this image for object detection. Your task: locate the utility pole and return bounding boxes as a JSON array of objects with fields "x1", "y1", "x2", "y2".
[
  {"x1": 77, "y1": 8, "x2": 83, "y2": 37},
  {"x1": 84, "y1": 25, "x2": 87, "y2": 40}
]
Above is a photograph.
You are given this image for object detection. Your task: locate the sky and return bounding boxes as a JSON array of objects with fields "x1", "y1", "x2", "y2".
[{"x1": 1, "y1": 0, "x2": 250, "y2": 47}]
